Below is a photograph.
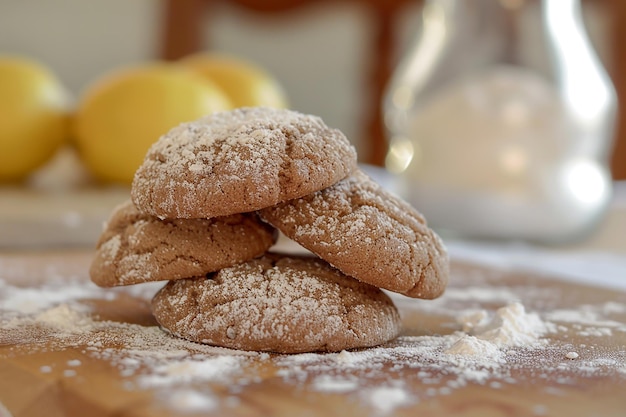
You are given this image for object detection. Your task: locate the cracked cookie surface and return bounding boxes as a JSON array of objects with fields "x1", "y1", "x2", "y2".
[
  {"x1": 151, "y1": 253, "x2": 401, "y2": 353},
  {"x1": 90, "y1": 200, "x2": 276, "y2": 287},
  {"x1": 131, "y1": 107, "x2": 357, "y2": 219},
  {"x1": 259, "y1": 170, "x2": 449, "y2": 299}
]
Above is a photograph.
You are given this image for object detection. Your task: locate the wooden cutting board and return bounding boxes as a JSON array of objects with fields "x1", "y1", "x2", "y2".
[{"x1": 1, "y1": 250, "x2": 625, "y2": 417}]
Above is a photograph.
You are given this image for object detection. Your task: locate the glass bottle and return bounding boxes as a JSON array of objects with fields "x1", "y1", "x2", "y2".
[{"x1": 383, "y1": 0, "x2": 616, "y2": 243}]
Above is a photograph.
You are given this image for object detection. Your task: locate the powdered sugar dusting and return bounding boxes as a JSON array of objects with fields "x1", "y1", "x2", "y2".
[
  {"x1": 162, "y1": 389, "x2": 218, "y2": 413},
  {"x1": 100, "y1": 235, "x2": 121, "y2": 261},
  {"x1": 138, "y1": 355, "x2": 244, "y2": 388},
  {"x1": 2, "y1": 261, "x2": 626, "y2": 415},
  {"x1": 363, "y1": 385, "x2": 413, "y2": 414},
  {"x1": 464, "y1": 302, "x2": 556, "y2": 347},
  {"x1": 276, "y1": 303, "x2": 555, "y2": 387},
  {"x1": 152, "y1": 254, "x2": 400, "y2": 353},
  {"x1": 0, "y1": 278, "x2": 113, "y2": 316},
  {"x1": 259, "y1": 170, "x2": 449, "y2": 299},
  {"x1": 130, "y1": 107, "x2": 357, "y2": 219}
]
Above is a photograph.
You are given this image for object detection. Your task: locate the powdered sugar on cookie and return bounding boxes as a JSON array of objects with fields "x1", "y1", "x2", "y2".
[
  {"x1": 97, "y1": 108, "x2": 446, "y2": 356},
  {"x1": 2, "y1": 257, "x2": 625, "y2": 416},
  {"x1": 151, "y1": 254, "x2": 401, "y2": 353},
  {"x1": 131, "y1": 107, "x2": 357, "y2": 219},
  {"x1": 260, "y1": 170, "x2": 449, "y2": 299},
  {"x1": 90, "y1": 200, "x2": 276, "y2": 287}
]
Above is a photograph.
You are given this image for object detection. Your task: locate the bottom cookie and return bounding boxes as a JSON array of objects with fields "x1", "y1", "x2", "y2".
[{"x1": 152, "y1": 253, "x2": 401, "y2": 353}]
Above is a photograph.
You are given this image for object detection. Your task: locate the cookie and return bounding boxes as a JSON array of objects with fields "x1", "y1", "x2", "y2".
[
  {"x1": 131, "y1": 107, "x2": 357, "y2": 219},
  {"x1": 90, "y1": 200, "x2": 277, "y2": 287},
  {"x1": 259, "y1": 170, "x2": 448, "y2": 299},
  {"x1": 151, "y1": 253, "x2": 401, "y2": 353}
]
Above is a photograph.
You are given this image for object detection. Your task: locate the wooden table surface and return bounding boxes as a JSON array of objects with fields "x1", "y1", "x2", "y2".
[{"x1": 1, "y1": 250, "x2": 625, "y2": 417}]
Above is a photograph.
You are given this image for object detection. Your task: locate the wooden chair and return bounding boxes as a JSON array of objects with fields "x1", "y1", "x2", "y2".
[
  {"x1": 159, "y1": 0, "x2": 626, "y2": 179},
  {"x1": 606, "y1": 1, "x2": 626, "y2": 179}
]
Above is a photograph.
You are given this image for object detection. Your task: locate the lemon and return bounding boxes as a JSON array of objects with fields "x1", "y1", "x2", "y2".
[
  {"x1": 74, "y1": 63, "x2": 232, "y2": 184},
  {"x1": 0, "y1": 56, "x2": 70, "y2": 182},
  {"x1": 180, "y1": 53, "x2": 288, "y2": 108}
]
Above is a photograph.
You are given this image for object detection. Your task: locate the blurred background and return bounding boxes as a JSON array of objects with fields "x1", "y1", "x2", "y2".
[
  {"x1": 0, "y1": 0, "x2": 624, "y2": 250},
  {"x1": 1, "y1": 0, "x2": 624, "y2": 171}
]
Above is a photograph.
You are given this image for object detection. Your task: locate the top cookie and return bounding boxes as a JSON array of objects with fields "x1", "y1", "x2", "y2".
[
  {"x1": 259, "y1": 170, "x2": 449, "y2": 299},
  {"x1": 131, "y1": 107, "x2": 357, "y2": 219}
]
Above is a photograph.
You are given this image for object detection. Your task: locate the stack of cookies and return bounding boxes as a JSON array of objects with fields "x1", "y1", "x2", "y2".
[{"x1": 90, "y1": 107, "x2": 448, "y2": 354}]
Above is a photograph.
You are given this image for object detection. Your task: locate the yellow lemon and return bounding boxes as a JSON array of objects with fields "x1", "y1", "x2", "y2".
[
  {"x1": 74, "y1": 63, "x2": 232, "y2": 184},
  {"x1": 0, "y1": 56, "x2": 70, "y2": 182},
  {"x1": 180, "y1": 53, "x2": 288, "y2": 108}
]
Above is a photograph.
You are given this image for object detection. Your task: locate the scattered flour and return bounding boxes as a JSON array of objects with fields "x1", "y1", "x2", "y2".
[
  {"x1": 446, "y1": 302, "x2": 556, "y2": 357},
  {"x1": 544, "y1": 305, "x2": 626, "y2": 335},
  {"x1": 34, "y1": 304, "x2": 95, "y2": 335},
  {"x1": 1, "y1": 276, "x2": 625, "y2": 416},
  {"x1": 0, "y1": 278, "x2": 112, "y2": 315},
  {"x1": 363, "y1": 386, "x2": 413, "y2": 415},
  {"x1": 444, "y1": 336, "x2": 505, "y2": 360},
  {"x1": 161, "y1": 389, "x2": 218, "y2": 413},
  {"x1": 138, "y1": 356, "x2": 244, "y2": 388},
  {"x1": 566, "y1": 352, "x2": 579, "y2": 359},
  {"x1": 312, "y1": 375, "x2": 359, "y2": 393},
  {"x1": 67, "y1": 359, "x2": 81, "y2": 367}
]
